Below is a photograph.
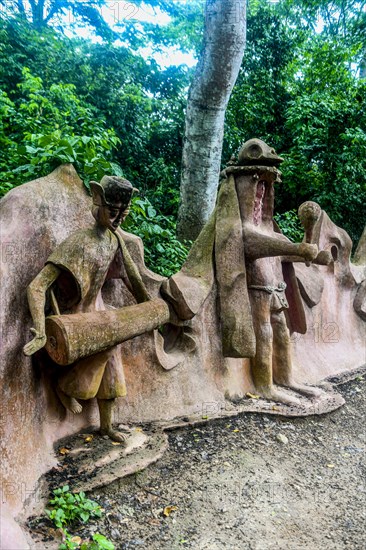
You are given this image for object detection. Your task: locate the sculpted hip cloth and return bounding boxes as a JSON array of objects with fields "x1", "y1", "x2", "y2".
[{"x1": 248, "y1": 282, "x2": 289, "y2": 313}]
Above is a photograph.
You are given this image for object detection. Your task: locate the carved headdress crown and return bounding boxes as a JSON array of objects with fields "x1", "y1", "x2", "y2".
[
  {"x1": 238, "y1": 138, "x2": 283, "y2": 167},
  {"x1": 90, "y1": 176, "x2": 138, "y2": 208}
]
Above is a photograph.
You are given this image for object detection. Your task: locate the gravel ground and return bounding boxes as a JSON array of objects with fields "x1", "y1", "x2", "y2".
[{"x1": 28, "y1": 376, "x2": 366, "y2": 550}]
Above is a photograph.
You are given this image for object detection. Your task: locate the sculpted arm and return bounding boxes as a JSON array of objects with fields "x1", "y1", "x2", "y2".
[
  {"x1": 23, "y1": 263, "x2": 61, "y2": 356},
  {"x1": 243, "y1": 225, "x2": 318, "y2": 262}
]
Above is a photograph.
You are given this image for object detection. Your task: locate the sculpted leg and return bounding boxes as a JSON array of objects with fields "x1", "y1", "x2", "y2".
[
  {"x1": 272, "y1": 312, "x2": 323, "y2": 398},
  {"x1": 56, "y1": 350, "x2": 111, "y2": 413},
  {"x1": 98, "y1": 398, "x2": 127, "y2": 443},
  {"x1": 56, "y1": 385, "x2": 83, "y2": 414},
  {"x1": 251, "y1": 316, "x2": 273, "y2": 391},
  {"x1": 250, "y1": 294, "x2": 300, "y2": 405}
]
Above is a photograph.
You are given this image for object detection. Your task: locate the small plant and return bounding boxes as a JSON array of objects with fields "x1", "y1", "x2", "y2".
[
  {"x1": 46, "y1": 485, "x2": 102, "y2": 528},
  {"x1": 59, "y1": 530, "x2": 80, "y2": 550},
  {"x1": 59, "y1": 531, "x2": 114, "y2": 550},
  {"x1": 45, "y1": 486, "x2": 114, "y2": 550},
  {"x1": 81, "y1": 533, "x2": 115, "y2": 550}
]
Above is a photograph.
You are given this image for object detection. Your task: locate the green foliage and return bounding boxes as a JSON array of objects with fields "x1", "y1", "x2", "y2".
[
  {"x1": 281, "y1": 37, "x2": 366, "y2": 243},
  {"x1": 46, "y1": 486, "x2": 102, "y2": 529},
  {"x1": 0, "y1": 17, "x2": 189, "y2": 204},
  {"x1": 81, "y1": 534, "x2": 115, "y2": 550},
  {"x1": 137, "y1": 0, "x2": 204, "y2": 55},
  {"x1": 0, "y1": 67, "x2": 121, "y2": 196},
  {"x1": 46, "y1": 486, "x2": 114, "y2": 550},
  {"x1": 224, "y1": 0, "x2": 298, "y2": 159},
  {"x1": 125, "y1": 196, "x2": 190, "y2": 276},
  {"x1": 0, "y1": 1, "x2": 365, "y2": 247},
  {"x1": 58, "y1": 530, "x2": 79, "y2": 550},
  {"x1": 59, "y1": 531, "x2": 114, "y2": 550},
  {"x1": 274, "y1": 210, "x2": 304, "y2": 242},
  {"x1": 0, "y1": 0, "x2": 118, "y2": 39},
  {"x1": 225, "y1": 0, "x2": 366, "y2": 246}
]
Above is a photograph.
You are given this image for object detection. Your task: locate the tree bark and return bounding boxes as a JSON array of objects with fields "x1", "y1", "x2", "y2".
[
  {"x1": 177, "y1": 0, "x2": 246, "y2": 241},
  {"x1": 360, "y1": 54, "x2": 366, "y2": 79}
]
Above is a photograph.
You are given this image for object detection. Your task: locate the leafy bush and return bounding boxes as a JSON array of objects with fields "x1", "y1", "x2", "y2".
[
  {"x1": 0, "y1": 68, "x2": 121, "y2": 196},
  {"x1": 46, "y1": 486, "x2": 114, "y2": 550},
  {"x1": 274, "y1": 209, "x2": 303, "y2": 242},
  {"x1": 125, "y1": 196, "x2": 190, "y2": 276},
  {"x1": 46, "y1": 485, "x2": 102, "y2": 528}
]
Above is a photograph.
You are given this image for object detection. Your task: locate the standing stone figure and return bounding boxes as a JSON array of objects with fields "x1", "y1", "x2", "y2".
[
  {"x1": 23, "y1": 176, "x2": 147, "y2": 441},
  {"x1": 235, "y1": 139, "x2": 323, "y2": 404},
  {"x1": 163, "y1": 139, "x2": 326, "y2": 405}
]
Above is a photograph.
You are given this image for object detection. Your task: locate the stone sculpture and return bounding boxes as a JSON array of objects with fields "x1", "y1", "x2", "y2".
[
  {"x1": 234, "y1": 140, "x2": 327, "y2": 404},
  {"x1": 163, "y1": 139, "x2": 335, "y2": 404},
  {"x1": 3, "y1": 161, "x2": 364, "y2": 549},
  {"x1": 23, "y1": 175, "x2": 170, "y2": 442}
]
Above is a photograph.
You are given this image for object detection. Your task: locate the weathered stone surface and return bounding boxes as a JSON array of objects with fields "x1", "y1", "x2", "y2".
[
  {"x1": 354, "y1": 225, "x2": 366, "y2": 265},
  {"x1": 49, "y1": 428, "x2": 169, "y2": 494},
  {"x1": 295, "y1": 264, "x2": 324, "y2": 308},
  {"x1": 0, "y1": 166, "x2": 93, "y2": 544},
  {"x1": 353, "y1": 280, "x2": 366, "y2": 321},
  {"x1": 45, "y1": 299, "x2": 170, "y2": 365},
  {"x1": 1, "y1": 162, "x2": 365, "y2": 547}
]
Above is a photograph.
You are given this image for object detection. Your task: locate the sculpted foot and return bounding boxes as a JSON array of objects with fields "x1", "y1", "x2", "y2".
[
  {"x1": 286, "y1": 381, "x2": 324, "y2": 398},
  {"x1": 275, "y1": 379, "x2": 324, "y2": 398},
  {"x1": 257, "y1": 386, "x2": 301, "y2": 406},
  {"x1": 100, "y1": 428, "x2": 127, "y2": 443},
  {"x1": 97, "y1": 398, "x2": 126, "y2": 443},
  {"x1": 56, "y1": 386, "x2": 83, "y2": 414}
]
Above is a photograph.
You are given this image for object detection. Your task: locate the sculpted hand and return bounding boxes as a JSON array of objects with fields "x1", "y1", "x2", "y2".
[
  {"x1": 23, "y1": 328, "x2": 47, "y2": 356},
  {"x1": 298, "y1": 243, "x2": 318, "y2": 263},
  {"x1": 315, "y1": 250, "x2": 333, "y2": 265}
]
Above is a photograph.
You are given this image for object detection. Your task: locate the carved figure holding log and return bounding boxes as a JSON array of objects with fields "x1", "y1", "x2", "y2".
[{"x1": 23, "y1": 176, "x2": 170, "y2": 441}]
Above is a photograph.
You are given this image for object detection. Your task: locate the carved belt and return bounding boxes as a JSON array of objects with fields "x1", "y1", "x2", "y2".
[
  {"x1": 248, "y1": 282, "x2": 287, "y2": 294},
  {"x1": 248, "y1": 282, "x2": 288, "y2": 311}
]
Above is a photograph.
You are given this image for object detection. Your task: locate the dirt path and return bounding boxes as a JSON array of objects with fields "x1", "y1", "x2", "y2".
[
  {"x1": 29, "y1": 377, "x2": 366, "y2": 549},
  {"x1": 92, "y1": 377, "x2": 366, "y2": 549}
]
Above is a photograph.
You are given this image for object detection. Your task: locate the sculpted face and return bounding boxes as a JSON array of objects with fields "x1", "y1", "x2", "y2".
[
  {"x1": 253, "y1": 179, "x2": 266, "y2": 226},
  {"x1": 98, "y1": 201, "x2": 127, "y2": 232},
  {"x1": 91, "y1": 176, "x2": 134, "y2": 232}
]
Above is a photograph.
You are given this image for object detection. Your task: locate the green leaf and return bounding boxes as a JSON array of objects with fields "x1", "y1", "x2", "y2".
[
  {"x1": 147, "y1": 206, "x2": 157, "y2": 218},
  {"x1": 92, "y1": 533, "x2": 115, "y2": 550}
]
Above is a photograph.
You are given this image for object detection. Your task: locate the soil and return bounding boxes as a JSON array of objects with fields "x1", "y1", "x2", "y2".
[{"x1": 27, "y1": 375, "x2": 366, "y2": 550}]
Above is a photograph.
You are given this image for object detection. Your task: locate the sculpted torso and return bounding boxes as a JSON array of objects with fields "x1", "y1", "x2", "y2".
[
  {"x1": 47, "y1": 226, "x2": 119, "y2": 314},
  {"x1": 246, "y1": 229, "x2": 284, "y2": 288}
]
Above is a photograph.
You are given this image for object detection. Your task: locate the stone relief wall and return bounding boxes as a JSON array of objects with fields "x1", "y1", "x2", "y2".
[{"x1": 0, "y1": 144, "x2": 365, "y2": 547}]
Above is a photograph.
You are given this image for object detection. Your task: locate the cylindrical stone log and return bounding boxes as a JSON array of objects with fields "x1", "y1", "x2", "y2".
[{"x1": 45, "y1": 299, "x2": 170, "y2": 366}]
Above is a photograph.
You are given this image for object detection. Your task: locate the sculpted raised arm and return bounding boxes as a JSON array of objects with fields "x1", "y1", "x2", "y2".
[
  {"x1": 23, "y1": 263, "x2": 61, "y2": 356},
  {"x1": 243, "y1": 225, "x2": 318, "y2": 262}
]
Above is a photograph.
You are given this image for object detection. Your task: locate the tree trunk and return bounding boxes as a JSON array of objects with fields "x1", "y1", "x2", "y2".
[
  {"x1": 360, "y1": 53, "x2": 366, "y2": 79},
  {"x1": 177, "y1": 0, "x2": 246, "y2": 241}
]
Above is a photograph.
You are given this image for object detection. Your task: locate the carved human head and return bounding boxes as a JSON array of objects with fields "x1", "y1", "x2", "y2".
[
  {"x1": 90, "y1": 176, "x2": 138, "y2": 231},
  {"x1": 234, "y1": 139, "x2": 283, "y2": 226}
]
